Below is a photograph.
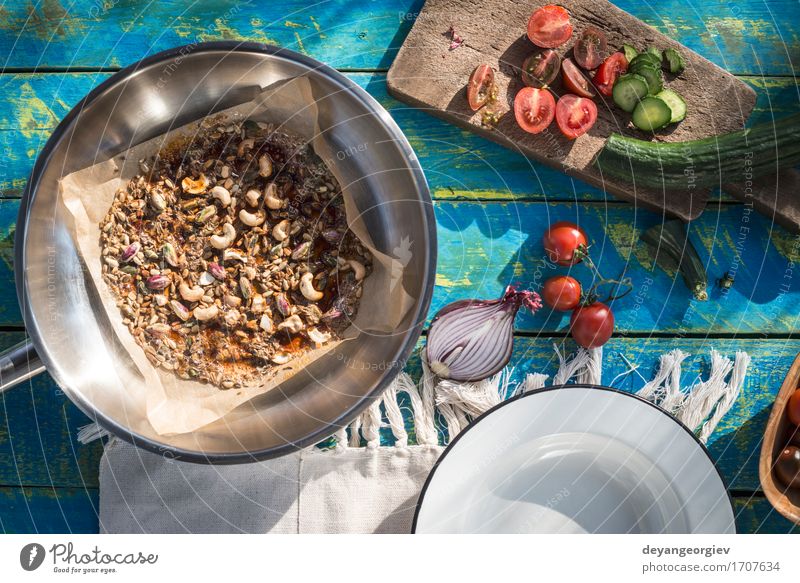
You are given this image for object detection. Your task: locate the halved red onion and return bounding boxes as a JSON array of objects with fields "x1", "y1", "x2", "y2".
[{"x1": 426, "y1": 286, "x2": 542, "y2": 382}]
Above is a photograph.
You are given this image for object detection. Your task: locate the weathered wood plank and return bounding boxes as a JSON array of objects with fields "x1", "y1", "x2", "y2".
[
  {"x1": 0, "y1": 0, "x2": 795, "y2": 75},
  {"x1": 2, "y1": 334, "x2": 795, "y2": 492},
  {"x1": 0, "y1": 485, "x2": 787, "y2": 533},
  {"x1": 0, "y1": 486, "x2": 98, "y2": 533},
  {"x1": 0, "y1": 198, "x2": 797, "y2": 334},
  {"x1": 0, "y1": 73, "x2": 796, "y2": 201}
]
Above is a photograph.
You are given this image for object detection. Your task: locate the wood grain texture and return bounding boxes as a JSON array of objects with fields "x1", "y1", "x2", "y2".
[
  {"x1": 0, "y1": 73, "x2": 795, "y2": 203},
  {"x1": 387, "y1": 0, "x2": 757, "y2": 220},
  {"x1": 0, "y1": 0, "x2": 796, "y2": 75}
]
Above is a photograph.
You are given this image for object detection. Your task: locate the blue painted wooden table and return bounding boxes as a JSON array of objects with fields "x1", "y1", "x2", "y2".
[{"x1": 0, "y1": 0, "x2": 798, "y2": 533}]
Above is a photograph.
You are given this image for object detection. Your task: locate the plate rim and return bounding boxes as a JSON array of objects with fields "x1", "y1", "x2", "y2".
[{"x1": 411, "y1": 383, "x2": 736, "y2": 533}]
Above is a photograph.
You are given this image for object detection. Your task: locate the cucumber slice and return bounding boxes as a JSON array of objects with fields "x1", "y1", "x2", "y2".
[
  {"x1": 655, "y1": 89, "x2": 687, "y2": 123},
  {"x1": 646, "y1": 46, "x2": 662, "y2": 59},
  {"x1": 628, "y1": 65, "x2": 663, "y2": 94},
  {"x1": 632, "y1": 97, "x2": 672, "y2": 131},
  {"x1": 663, "y1": 48, "x2": 686, "y2": 74},
  {"x1": 622, "y1": 44, "x2": 638, "y2": 62},
  {"x1": 612, "y1": 74, "x2": 649, "y2": 112},
  {"x1": 630, "y1": 53, "x2": 661, "y2": 69}
]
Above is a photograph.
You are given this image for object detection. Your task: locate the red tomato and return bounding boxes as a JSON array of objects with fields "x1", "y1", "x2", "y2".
[
  {"x1": 542, "y1": 221, "x2": 588, "y2": 265},
  {"x1": 467, "y1": 64, "x2": 496, "y2": 111},
  {"x1": 514, "y1": 87, "x2": 556, "y2": 134},
  {"x1": 542, "y1": 276, "x2": 582, "y2": 311},
  {"x1": 787, "y1": 390, "x2": 800, "y2": 426},
  {"x1": 556, "y1": 94, "x2": 597, "y2": 139},
  {"x1": 527, "y1": 5, "x2": 573, "y2": 48},
  {"x1": 561, "y1": 58, "x2": 595, "y2": 98},
  {"x1": 522, "y1": 50, "x2": 561, "y2": 88},
  {"x1": 570, "y1": 302, "x2": 614, "y2": 349},
  {"x1": 594, "y1": 52, "x2": 628, "y2": 96},
  {"x1": 573, "y1": 26, "x2": 608, "y2": 70}
]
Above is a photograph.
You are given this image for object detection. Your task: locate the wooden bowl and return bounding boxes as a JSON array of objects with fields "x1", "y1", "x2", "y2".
[{"x1": 759, "y1": 352, "x2": 800, "y2": 524}]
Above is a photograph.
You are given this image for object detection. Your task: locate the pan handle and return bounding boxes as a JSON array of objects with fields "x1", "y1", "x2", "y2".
[{"x1": 0, "y1": 339, "x2": 45, "y2": 393}]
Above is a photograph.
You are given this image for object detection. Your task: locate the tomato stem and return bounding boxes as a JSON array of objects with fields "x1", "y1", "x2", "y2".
[{"x1": 573, "y1": 244, "x2": 633, "y2": 305}]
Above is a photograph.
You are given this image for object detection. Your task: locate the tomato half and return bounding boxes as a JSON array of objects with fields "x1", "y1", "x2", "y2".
[
  {"x1": 527, "y1": 5, "x2": 573, "y2": 48},
  {"x1": 570, "y1": 302, "x2": 614, "y2": 348},
  {"x1": 556, "y1": 94, "x2": 598, "y2": 139},
  {"x1": 467, "y1": 64, "x2": 496, "y2": 111},
  {"x1": 561, "y1": 58, "x2": 595, "y2": 98},
  {"x1": 542, "y1": 276, "x2": 582, "y2": 311},
  {"x1": 513, "y1": 87, "x2": 556, "y2": 134},
  {"x1": 594, "y1": 52, "x2": 628, "y2": 96},
  {"x1": 573, "y1": 26, "x2": 608, "y2": 70},
  {"x1": 788, "y1": 390, "x2": 800, "y2": 426},
  {"x1": 542, "y1": 221, "x2": 588, "y2": 265},
  {"x1": 522, "y1": 50, "x2": 561, "y2": 88}
]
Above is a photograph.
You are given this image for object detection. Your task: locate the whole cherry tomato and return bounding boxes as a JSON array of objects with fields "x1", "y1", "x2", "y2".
[
  {"x1": 542, "y1": 221, "x2": 588, "y2": 265},
  {"x1": 542, "y1": 276, "x2": 582, "y2": 311},
  {"x1": 570, "y1": 302, "x2": 614, "y2": 348},
  {"x1": 775, "y1": 446, "x2": 800, "y2": 489}
]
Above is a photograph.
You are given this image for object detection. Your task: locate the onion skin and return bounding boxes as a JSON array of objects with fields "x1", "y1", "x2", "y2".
[{"x1": 425, "y1": 286, "x2": 542, "y2": 382}]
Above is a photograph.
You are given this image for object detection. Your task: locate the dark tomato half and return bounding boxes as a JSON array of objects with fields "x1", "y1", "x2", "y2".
[
  {"x1": 513, "y1": 87, "x2": 556, "y2": 134},
  {"x1": 594, "y1": 52, "x2": 628, "y2": 96},
  {"x1": 527, "y1": 5, "x2": 573, "y2": 48},
  {"x1": 522, "y1": 50, "x2": 561, "y2": 88},
  {"x1": 556, "y1": 94, "x2": 598, "y2": 139},
  {"x1": 573, "y1": 26, "x2": 608, "y2": 70},
  {"x1": 467, "y1": 64, "x2": 496, "y2": 111},
  {"x1": 561, "y1": 58, "x2": 595, "y2": 98}
]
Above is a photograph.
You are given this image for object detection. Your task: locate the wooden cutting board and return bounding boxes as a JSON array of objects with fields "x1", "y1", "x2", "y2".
[{"x1": 387, "y1": 0, "x2": 757, "y2": 221}]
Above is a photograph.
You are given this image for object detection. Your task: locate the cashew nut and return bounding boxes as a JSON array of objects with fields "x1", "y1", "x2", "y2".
[
  {"x1": 264, "y1": 183, "x2": 283, "y2": 210},
  {"x1": 348, "y1": 260, "x2": 366, "y2": 281},
  {"x1": 307, "y1": 327, "x2": 331, "y2": 347},
  {"x1": 237, "y1": 138, "x2": 254, "y2": 157},
  {"x1": 181, "y1": 174, "x2": 208, "y2": 194},
  {"x1": 271, "y1": 353, "x2": 290, "y2": 365},
  {"x1": 272, "y1": 219, "x2": 290, "y2": 241},
  {"x1": 223, "y1": 294, "x2": 242, "y2": 307},
  {"x1": 244, "y1": 189, "x2": 260, "y2": 207},
  {"x1": 179, "y1": 282, "x2": 205, "y2": 302},
  {"x1": 299, "y1": 272, "x2": 324, "y2": 301},
  {"x1": 239, "y1": 209, "x2": 265, "y2": 227},
  {"x1": 223, "y1": 309, "x2": 241, "y2": 327},
  {"x1": 192, "y1": 305, "x2": 219, "y2": 322},
  {"x1": 210, "y1": 223, "x2": 236, "y2": 250},
  {"x1": 210, "y1": 185, "x2": 231, "y2": 207},
  {"x1": 259, "y1": 314, "x2": 274, "y2": 333},
  {"x1": 258, "y1": 154, "x2": 273, "y2": 178},
  {"x1": 277, "y1": 314, "x2": 304, "y2": 334},
  {"x1": 223, "y1": 249, "x2": 247, "y2": 263}
]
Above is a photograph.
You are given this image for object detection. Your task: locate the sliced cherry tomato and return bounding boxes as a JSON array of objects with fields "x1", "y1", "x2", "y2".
[
  {"x1": 513, "y1": 87, "x2": 556, "y2": 134},
  {"x1": 570, "y1": 302, "x2": 614, "y2": 349},
  {"x1": 594, "y1": 52, "x2": 628, "y2": 96},
  {"x1": 542, "y1": 221, "x2": 588, "y2": 265},
  {"x1": 522, "y1": 50, "x2": 561, "y2": 88},
  {"x1": 573, "y1": 26, "x2": 608, "y2": 70},
  {"x1": 467, "y1": 64, "x2": 496, "y2": 111},
  {"x1": 561, "y1": 58, "x2": 595, "y2": 98},
  {"x1": 787, "y1": 390, "x2": 800, "y2": 426},
  {"x1": 556, "y1": 94, "x2": 597, "y2": 139},
  {"x1": 542, "y1": 276, "x2": 582, "y2": 311},
  {"x1": 527, "y1": 5, "x2": 573, "y2": 48}
]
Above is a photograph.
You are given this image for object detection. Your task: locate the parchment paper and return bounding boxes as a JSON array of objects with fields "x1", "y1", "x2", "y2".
[{"x1": 60, "y1": 76, "x2": 415, "y2": 436}]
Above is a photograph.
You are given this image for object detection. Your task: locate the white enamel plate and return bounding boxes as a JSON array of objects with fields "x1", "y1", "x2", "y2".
[{"x1": 414, "y1": 385, "x2": 735, "y2": 534}]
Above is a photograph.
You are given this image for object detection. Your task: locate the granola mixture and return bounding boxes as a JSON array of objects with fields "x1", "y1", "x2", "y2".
[{"x1": 99, "y1": 120, "x2": 372, "y2": 389}]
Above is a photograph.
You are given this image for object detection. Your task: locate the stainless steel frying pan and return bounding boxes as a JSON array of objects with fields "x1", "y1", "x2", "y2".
[{"x1": 0, "y1": 42, "x2": 436, "y2": 462}]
